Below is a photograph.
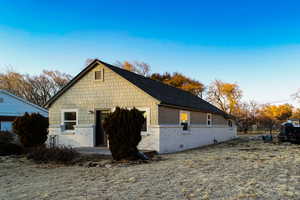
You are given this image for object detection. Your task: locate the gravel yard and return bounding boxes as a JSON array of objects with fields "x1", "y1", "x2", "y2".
[{"x1": 1, "y1": 137, "x2": 300, "y2": 200}]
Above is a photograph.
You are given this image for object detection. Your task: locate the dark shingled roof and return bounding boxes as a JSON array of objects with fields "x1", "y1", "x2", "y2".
[{"x1": 45, "y1": 59, "x2": 228, "y2": 117}]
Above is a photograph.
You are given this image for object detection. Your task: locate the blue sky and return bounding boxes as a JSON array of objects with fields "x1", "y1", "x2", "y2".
[{"x1": 0, "y1": 0, "x2": 300, "y2": 106}]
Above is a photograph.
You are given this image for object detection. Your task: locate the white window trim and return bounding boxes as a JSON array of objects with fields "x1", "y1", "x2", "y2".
[
  {"x1": 207, "y1": 113, "x2": 212, "y2": 127},
  {"x1": 179, "y1": 110, "x2": 190, "y2": 132},
  {"x1": 137, "y1": 107, "x2": 150, "y2": 136},
  {"x1": 61, "y1": 109, "x2": 78, "y2": 133}
]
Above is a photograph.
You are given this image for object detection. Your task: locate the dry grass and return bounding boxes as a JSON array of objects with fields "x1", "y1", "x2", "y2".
[{"x1": 1, "y1": 137, "x2": 300, "y2": 200}]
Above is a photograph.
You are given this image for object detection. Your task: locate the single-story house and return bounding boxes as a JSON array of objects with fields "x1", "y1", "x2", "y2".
[
  {"x1": 0, "y1": 89, "x2": 48, "y2": 132},
  {"x1": 45, "y1": 59, "x2": 236, "y2": 153}
]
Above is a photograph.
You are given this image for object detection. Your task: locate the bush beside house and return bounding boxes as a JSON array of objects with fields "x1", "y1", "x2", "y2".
[
  {"x1": 103, "y1": 107, "x2": 145, "y2": 160},
  {"x1": 13, "y1": 112, "x2": 49, "y2": 147}
]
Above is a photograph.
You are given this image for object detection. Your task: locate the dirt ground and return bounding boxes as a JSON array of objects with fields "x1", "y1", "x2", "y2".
[{"x1": 1, "y1": 137, "x2": 300, "y2": 200}]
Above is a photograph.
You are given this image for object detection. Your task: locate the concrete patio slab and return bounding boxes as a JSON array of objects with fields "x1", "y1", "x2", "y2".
[{"x1": 75, "y1": 147, "x2": 111, "y2": 155}]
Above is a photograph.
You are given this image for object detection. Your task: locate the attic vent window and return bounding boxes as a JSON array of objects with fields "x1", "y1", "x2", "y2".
[
  {"x1": 0, "y1": 98, "x2": 3, "y2": 103},
  {"x1": 95, "y1": 69, "x2": 104, "y2": 81}
]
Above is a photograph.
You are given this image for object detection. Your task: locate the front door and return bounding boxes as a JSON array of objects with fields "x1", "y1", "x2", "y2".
[{"x1": 95, "y1": 110, "x2": 110, "y2": 146}]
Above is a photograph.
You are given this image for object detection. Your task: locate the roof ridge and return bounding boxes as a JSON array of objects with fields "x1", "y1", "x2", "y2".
[
  {"x1": 45, "y1": 59, "x2": 228, "y2": 117},
  {"x1": 99, "y1": 60, "x2": 202, "y2": 99},
  {"x1": 99, "y1": 60, "x2": 227, "y2": 116}
]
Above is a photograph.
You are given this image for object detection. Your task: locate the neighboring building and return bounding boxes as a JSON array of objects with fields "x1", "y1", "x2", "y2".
[
  {"x1": 45, "y1": 59, "x2": 236, "y2": 153},
  {"x1": 286, "y1": 119, "x2": 300, "y2": 127},
  {"x1": 0, "y1": 90, "x2": 48, "y2": 132}
]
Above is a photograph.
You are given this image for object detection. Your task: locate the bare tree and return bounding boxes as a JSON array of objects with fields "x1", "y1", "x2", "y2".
[
  {"x1": 292, "y1": 89, "x2": 300, "y2": 103},
  {"x1": 85, "y1": 58, "x2": 96, "y2": 66},
  {"x1": 235, "y1": 101, "x2": 259, "y2": 133},
  {"x1": 115, "y1": 61, "x2": 151, "y2": 77},
  {"x1": 0, "y1": 70, "x2": 72, "y2": 107}
]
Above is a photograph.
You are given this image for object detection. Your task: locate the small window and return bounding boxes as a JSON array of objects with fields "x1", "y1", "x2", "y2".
[
  {"x1": 95, "y1": 69, "x2": 104, "y2": 81},
  {"x1": 207, "y1": 113, "x2": 212, "y2": 127},
  {"x1": 180, "y1": 111, "x2": 190, "y2": 131},
  {"x1": 62, "y1": 111, "x2": 77, "y2": 131},
  {"x1": 228, "y1": 120, "x2": 233, "y2": 127},
  {"x1": 95, "y1": 71, "x2": 102, "y2": 80}
]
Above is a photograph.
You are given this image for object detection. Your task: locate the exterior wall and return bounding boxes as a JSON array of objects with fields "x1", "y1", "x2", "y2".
[
  {"x1": 48, "y1": 63, "x2": 159, "y2": 147},
  {"x1": 158, "y1": 125, "x2": 237, "y2": 154},
  {"x1": 49, "y1": 124, "x2": 160, "y2": 150},
  {"x1": 138, "y1": 126, "x2": 160, "y2": 151},
  {"x1": 158, "y1": 105, "x2": 228, "y2": 126},
  {"x1": 158, "y1": 106, "x2": 179, "y2": 124},
  {"x1": 212, "y1": 114, "x2": 227, "y2": 125},
  {"x1": 49, "y1": 124, "x2": 94, "y2": 147},
  {"x1": 190, "y1": 111, "x2": 206, "y2": 124},
  {"x1": 157, "y1": 105, "x2": 236, "y2": 153}
]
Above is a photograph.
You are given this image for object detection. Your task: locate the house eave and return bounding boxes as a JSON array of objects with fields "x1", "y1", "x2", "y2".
[{"x1": 158, "y1": 103, "x2": 231, "y2": 118}]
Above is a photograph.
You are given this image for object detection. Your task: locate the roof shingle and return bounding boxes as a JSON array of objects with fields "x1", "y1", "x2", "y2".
[
  {"x1": 45, "y1": 59, "x2": 228, "y2": 117},
  {"x1": 103, "y1": 61, "x2": 228, "y2": 116}
]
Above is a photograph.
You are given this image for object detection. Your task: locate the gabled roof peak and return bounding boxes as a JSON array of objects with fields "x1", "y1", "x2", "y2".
[{"x1": 45, "y1": 59, "x2": 228, "y2": 117}]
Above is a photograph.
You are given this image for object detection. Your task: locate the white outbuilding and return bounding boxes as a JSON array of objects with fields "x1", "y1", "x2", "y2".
[{"x1": 0, "y1": 89, "x2": 48, "y2": 132}]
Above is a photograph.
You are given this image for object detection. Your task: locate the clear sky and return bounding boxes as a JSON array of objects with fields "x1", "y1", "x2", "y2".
[{"x1": 1, "y1": 0, "x2": 300, "y2": 106}]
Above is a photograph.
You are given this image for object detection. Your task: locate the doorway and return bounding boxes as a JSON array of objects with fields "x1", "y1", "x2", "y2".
[{"x1": 95, "y1": 110, "x2": 110, "y2": 146}]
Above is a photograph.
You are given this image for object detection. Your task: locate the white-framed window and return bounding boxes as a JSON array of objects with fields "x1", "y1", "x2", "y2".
[
  {"x1": 180, "y1": 111, "x2": 190, "y2": 131},
  {"x1": 207, "y1": 113, "x2": 212, "y2": 127},
  {"x1": 61, "y1": 109, "x2": 78, "y2": 131},
  {"x1": 137, "y1": 108, "x2": 150, "y2": 135}
]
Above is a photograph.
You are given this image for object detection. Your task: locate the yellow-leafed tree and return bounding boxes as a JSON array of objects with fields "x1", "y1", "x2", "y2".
[
  {"x1": 206, "y1": 80, "x2": 242, "y2": 115},
  {"x1": 258, "y1": 104, "x2": 293, "y2": 133},
  {"x1": 150, "y1": 72, "x2": 205, "y2": 97}
]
